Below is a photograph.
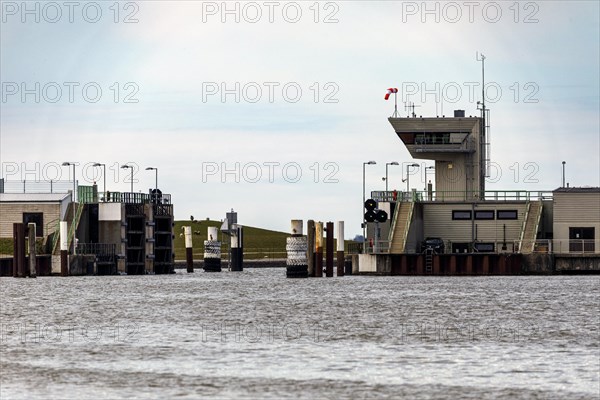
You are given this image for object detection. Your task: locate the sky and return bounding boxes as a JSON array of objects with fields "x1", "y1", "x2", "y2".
[{"x1": 1, "y1": 0, "x2": 599, "y2": 236}]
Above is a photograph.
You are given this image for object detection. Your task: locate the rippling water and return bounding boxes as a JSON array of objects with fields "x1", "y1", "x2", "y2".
[{"x1": 1, "y1": 269, "x2": 598, "y2": 399}]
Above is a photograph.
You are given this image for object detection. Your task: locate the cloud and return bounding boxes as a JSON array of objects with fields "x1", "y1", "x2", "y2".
[{"x1": 1, "y1": 0, "x2": 599, "y2": 232}]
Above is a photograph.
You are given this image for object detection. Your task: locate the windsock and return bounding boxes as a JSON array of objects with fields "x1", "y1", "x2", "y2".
[{"x1": 384, "y1": 88, "x2": 398, "y2": 100}]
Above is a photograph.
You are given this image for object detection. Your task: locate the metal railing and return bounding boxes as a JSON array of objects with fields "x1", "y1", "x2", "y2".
[
  {"x1": 353, "y1": 239, "x2": 598, "y2": 255},
  {"x1": 0, "y1": 179, "x2": 74, "y2": 194},
  {"x1": 364, "y1": 240, "x2": 390, "y2": 254},
  {"x1": 78, "y1": 185, "x2": 97, "y2": 203},
  {"x1": 103, "y1": 191, "x2": 171, "y2": 205},
  {"x1": 347, "y1": 242, "x2": 363, "y2": 254},
  {"x1": 76, "y1": 243, "x2": 117, "y2": 256},
  {"x1": 371, "y1": 190, "x2": 554, "y2": 203},
  {"x1": 518, "y1": 239, "x2": 600, "y2": 255}
]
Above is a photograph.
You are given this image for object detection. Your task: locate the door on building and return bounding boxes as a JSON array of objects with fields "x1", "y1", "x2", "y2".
[
  {"x1": 569, "y1": 227, "x2": 595, "y2": 253},
  {"x1": 23, "y1": 213, "x2": 43, "y2": 237}
]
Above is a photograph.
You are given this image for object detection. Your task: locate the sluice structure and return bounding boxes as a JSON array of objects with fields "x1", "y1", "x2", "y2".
[
  {"x1": 0, "y1": 183, "x2": 175, "y2": 276},
  {"x1": 353, "y1": 109, "x2": 600, "y2": 275}
]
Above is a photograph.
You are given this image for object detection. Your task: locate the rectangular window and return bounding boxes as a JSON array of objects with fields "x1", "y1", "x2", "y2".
[
  {"x1": 452, "y1": 210, "x2": 472, "y2": 220},
  {"x1": 475, "y1": 210, "x2": 495, "y2": 220},
  {"x1": 474, "y1": 242, "x2": 495, "y2": 252},
  {"x1": 497, "y1": 210, "x2": 518, "y2": 220},
  {"x1": 569, "y1": 227, "x2": 595, "y2": 253},
  {"x1": 23, "y1": 213, "x2": 43, "y2": 237}
]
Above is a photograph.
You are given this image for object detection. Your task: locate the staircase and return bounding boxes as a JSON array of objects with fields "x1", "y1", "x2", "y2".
[
  {"x1": 389, "y1": 202, "x2": 414, "y2": 254},
  {"x1": 52, "y1": 202, "x2": 84, "y2": 255},
  {"x1": 519, "y1": 200, "x2": 543, "y2": 253}
]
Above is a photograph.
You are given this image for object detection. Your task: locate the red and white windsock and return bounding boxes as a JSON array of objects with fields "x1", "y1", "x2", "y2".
[{"x1": 384, "y1": 88, "x2": 398, "y2": 100}]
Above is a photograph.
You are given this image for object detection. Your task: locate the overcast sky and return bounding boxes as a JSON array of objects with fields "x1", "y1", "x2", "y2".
[{"x1": 1, "y1": 1, "x2": 599, "y2": 235}]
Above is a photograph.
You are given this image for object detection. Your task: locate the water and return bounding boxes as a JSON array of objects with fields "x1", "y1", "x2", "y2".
[{"x1": 1, "y1": 270, "x2": 598, "y2": 399}]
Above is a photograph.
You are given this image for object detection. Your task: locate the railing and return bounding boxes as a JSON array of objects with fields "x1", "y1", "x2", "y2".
[
  {"x1": 414, "y1": 135, "x2": 475, "y2": 153},
  {"x1": 66, "y1": 203, "x2": 84, "y2": 252},
  {"x1": 347, "y1": 242, "x2": 363, "y2": 255},
  {"x1": 103, "y1": 191, "x2": 172, "y2": 205},
  {"x1": 364, "y1": 240, "x2": 390, "y2": 254},
  {"x1": 371, "y1": 190, "x2": 554, "y2": 203},
  {"x1": 76, "y1": 243, "x2": 117, "y2": 256},
  {"x1": 78, "y1": 185, "x2": 98, "y2": 203},
  {"x1": 518, "y1": 201, "x2": 531, "y2": 251},
  {"x1": 355, "y1": 239, "x2": 598, "y2": 255},
  {"x1": 401, "y1": 202, "x2": 415, "y2": 252},
  {"x1": 518, "y1": 239, "x2": 600, "y2": 255},
  {"x1": 371, "y1": 190, "x2": 420, "y2": 202},
  {"x1": 45, "y1": 218, "x2": 59, "y2": 238},
  {"x1": 0, "y1": 179, "x2": 74, "y2": 194}
]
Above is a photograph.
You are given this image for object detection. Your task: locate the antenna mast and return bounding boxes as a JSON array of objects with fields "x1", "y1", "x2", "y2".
[
  {"x1": 392, "y1": 91, "x2": 399, "y2": 118},
  {"x1": 404, "y1": 101, "x2": 420, "y2": 118},
  {"x1": 476, "y1": 51, "x2": 490, "y2": 194}
]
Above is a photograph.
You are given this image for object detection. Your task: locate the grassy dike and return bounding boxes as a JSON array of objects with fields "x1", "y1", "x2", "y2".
[{"x1": 173, "y1": 220, "x2": 290, "y2": 260}]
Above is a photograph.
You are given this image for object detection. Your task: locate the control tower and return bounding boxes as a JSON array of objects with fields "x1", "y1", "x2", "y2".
[{"x1": 388, "y1": 109, "x2": 489, "y2": 200}]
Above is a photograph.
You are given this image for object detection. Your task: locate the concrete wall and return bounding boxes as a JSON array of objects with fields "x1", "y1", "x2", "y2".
[
  {"x1": 358, "y1": 254, "x2": 391, "y2": 275},
  {"x1": 99, "y1": 203, "x2": 122, "y2": 221},
  {"x1": 521, "y1": 254, "x2": 554, "y2": 274},
  {"x1": 555, "y1": 255, "x2": 600, "y2": 272}
]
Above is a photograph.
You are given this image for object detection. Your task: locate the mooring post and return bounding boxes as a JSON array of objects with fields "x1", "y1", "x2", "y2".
[
  {"x1": 286, "y1": 220, "x2": 308, "y2": 278},
  {"x1": 325, "y1": 222, "x2": 334, "y2": 277},
  {"x1": 60, "y1": 221, "x2": 69, "y2": 276},
  {"x1": 307, "y1": 220, "x2": 315, "y2": 277},
  {"x1": 231, "y1": 224, "x2": 243, "y2": 272},
  {"x1": 184, "y1": 226, "x2": 193, "y2": 273},
  {"x1": 204, "y1": 226, "x2": 222, "y2": 272},
  {"x1": 28, "y1": 223, "x2": 37, "y2": 278},
  {"x1": 12, "y1": 223, "x2": 22, "y2": 277},
  {"x1": 315, "y1": 222, "x2": 323, "y2": 277},
  {"x1": 336, "y1": 221, "x2": 345, "y2": 277},
  {"x1": 16, "y1": 223, "x2": 26, "y2": 278}
]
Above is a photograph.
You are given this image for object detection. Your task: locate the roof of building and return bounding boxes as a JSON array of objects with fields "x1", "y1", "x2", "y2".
[
  {"x1": 553, "y1": 187, "x2": 600, "y2": 193},
  {"x1": 0, "y1": 193, "x2": 71, "y2": 202},
  {"x1": 388, "y1": 116, "x2": 480, "y2": 133}
]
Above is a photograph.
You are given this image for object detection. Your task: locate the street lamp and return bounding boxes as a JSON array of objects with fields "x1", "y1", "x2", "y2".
[
  {"x1": 62, "y1": 161, "x2": 77, "y2": 254},
  {"x1": 145, "y1": 167, "x2": 158, "y2": 190},
  {"x1": 362, "y1": 161, "x2": 376, "y2": 253},
  {"x1": 402, "y1": 163, "x2": 420, "y2": 193},
  {"x1": 92, "y1": 162, "x2": 106, "y2": 201},
  {"x1": 121, "y1": 165, "x2": 134, "y2": 193},
  {"x1": 424, "y1": 166, "x2": 435, "y2": 190},
  {"x1": 562, "y1": 161, "x2": 566, "y2": 187},
  {"x1": 385, "y1": 161, "x2": 399, "y2": 193},
  {"x1": 61, "y1": 162, "x2": 77, "y2": 202}
]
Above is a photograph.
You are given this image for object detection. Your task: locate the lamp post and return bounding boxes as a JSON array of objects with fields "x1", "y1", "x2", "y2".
[
  {"x1": 61, "y1": 162, "x2": 77, "y2": 202},
  {"x1": 402, "y1": 163, "x2": 420, "y2": 193},
  {"x1": 92, "y1": 162, "x2": 106, "y2": 201},
  {"x1": 121, "y1": 165, "x2": 134, "y2": 193},
  {"x1": 385, "y1": 161, "x2": 399, "y2": 193},
  {"x1": 424, "y1": 166, "x2": 435, "y2": 190},
  {"x1": 145, "y1": 167, "x2": 158, "y2": 190},
  {"x1": 362, "y1": 161, "x2": 376, "y2": 253},
  {"x1": 62, "y1": 162, "x2": 77, "y2": 255},
  {"x1": 562, "y1": 161, "x2": 566, "y2": 187}
]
